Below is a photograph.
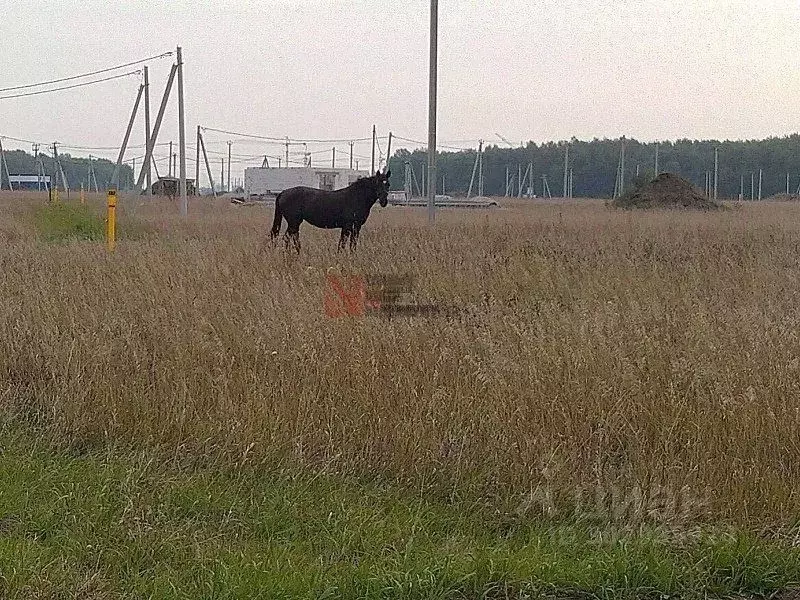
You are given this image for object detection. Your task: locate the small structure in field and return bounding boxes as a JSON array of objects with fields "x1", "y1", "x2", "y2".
[
  {"x1": 612, "y1": 173, "x2": 723, "y2": 210},
  {"x1": 151, "y1": 176, "x2": 196, "y2": 197},
  {"x1": 244, "y1": 167, "x2": 369, "y2": 200},
  {"x1": 9, "y1": 174, "x2": 52, "y2": 191}
]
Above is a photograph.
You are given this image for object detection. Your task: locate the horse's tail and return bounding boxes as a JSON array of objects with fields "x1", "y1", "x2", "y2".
[{"x1": 270, "y1": 192, "x2": 284, "y2": 238}]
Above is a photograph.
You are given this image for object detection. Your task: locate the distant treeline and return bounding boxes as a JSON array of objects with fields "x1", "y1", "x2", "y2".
[
  {"x1": 1, "y1": 149, "x2": 133, "y2": 190},
  {"x1": 387, "y1": 134, "x2": 800, "y2": 199}
]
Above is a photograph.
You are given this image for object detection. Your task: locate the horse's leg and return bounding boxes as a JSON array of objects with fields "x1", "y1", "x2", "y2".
[
  {"x1": 285, "y1": 222, "x2": 301, "y2": 254},
  {"x1": 350, "y1": 225, "x2": 361, "y2": 252},
  {"x1": 338, "y1": 225, "x2": 351, "y2": 252}
]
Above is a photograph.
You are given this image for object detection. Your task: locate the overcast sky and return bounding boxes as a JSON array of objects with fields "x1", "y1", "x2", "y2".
[{"x1": 2, "y1": 0, "x2": 799, "y2": 170}]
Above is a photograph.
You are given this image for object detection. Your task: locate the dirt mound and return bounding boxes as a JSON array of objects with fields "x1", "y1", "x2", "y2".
[{"x1": 613, "y1": 173, "x2": 723, "y2": 210}]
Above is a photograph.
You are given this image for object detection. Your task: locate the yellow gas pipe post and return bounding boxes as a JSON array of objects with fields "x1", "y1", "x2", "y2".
[{"x1": 106, "y1": 189, "x2": 116, "y2": 252}]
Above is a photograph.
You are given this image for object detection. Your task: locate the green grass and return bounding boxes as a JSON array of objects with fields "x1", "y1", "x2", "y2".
[
  {"x1": 30, "y1": 201, "x2": 149, "y2": 243},
  {"x1": 0, "y1": 429, "x2": 799, "y2": 599}
]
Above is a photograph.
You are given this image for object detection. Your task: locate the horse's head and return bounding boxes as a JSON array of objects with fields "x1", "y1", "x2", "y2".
[{"x1": 374, "y1": 169, "x2": 391, "y2": 207}]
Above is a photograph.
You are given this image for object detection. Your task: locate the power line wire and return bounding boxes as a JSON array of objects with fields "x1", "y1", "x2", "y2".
[
  {"x1": 201, "y1": 126, "x2": 377, "y2": 144},
  {"x1": 0, "y1": 70, "x2": 142, "y2": 100},
  {"x1": 0, "y1": 51, "x2": 172, "y2": 93}
]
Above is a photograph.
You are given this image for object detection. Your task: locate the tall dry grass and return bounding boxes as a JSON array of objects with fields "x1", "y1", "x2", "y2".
[{"x1": 2, "y1": 191, "x2": 800, "y2": 526}]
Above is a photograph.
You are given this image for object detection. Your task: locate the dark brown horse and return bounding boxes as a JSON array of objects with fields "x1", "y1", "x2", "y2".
[{"x1": 269, "y1": 170, "x2": 390, "y2": 253}]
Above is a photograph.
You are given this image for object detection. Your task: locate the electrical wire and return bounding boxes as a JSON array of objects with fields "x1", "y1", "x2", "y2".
[
  {"x1": 201, "y1": 126, "x2": 377, "y2": 144},
  {"x1": 0, "y1": 70, "x2": 142, "y2": 100},
  {"x1": 0, "y1": 51, "x2": 172, "y2": 93}
]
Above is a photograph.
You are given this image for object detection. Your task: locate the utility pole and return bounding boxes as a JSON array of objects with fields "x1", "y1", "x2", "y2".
[
  {"x1": 787, "y1": 173, "x2": 791, "y2": 195},
  {"x1": 714, "y1": 147, "x2": 718, "y2": 201},
  {"x1": 349, "y1": 141, "x2": 354, "y2": 170},
  {"x1": 371, "y1": 125, "x2": 376, "y2": 174},
  {"x1": 466, "y1": 143, "x2": 480, "y2": 199},
  {"x1": 505, "y1": 166, "x2": 510, "y2": 196},
  {"x1": 478, "y1": 140, "x2": 484, "y2": 196},
  {"x1": 176, "y1": 46, "x2": 188, "y2": 216},
  {"x1": 197, "y1": 129, "x2": 217, "y2": 198},
  {"x1": 135, "y1": 62, "x2": 178, "y2": 192},
  {"x1": 112, "y1": 82, "x2": 144, "y2": 189},
  {"x1": 426, "y1": 0, "x2": 438, "y2": 223},
  {"x1": 518, "y1": 164, "x2": 522, "y2": 198},
  {"x1": 386, "y1": 132, "x2": 393, "y2": 173},
  {"x1": 563, "y1": 143, "x2": 569, "y2": 198},
  {"x1": 758, "y1": 168, "x2": 762, "y2": 201},
  {"x1": 195, "y1": 126, "x2": 201, "y2": 196},
  {"x1": 740, "y1": 174, "x2": 744, "y2": 200},
  {"x1": 52, "y1": 142, "x2": 59, "y2": 195},
  {"x1": 285, "y1": 137, "x2": 289, "y2": 168},
  {"x1": 227, "y1": 141, "x2": 232, "y2": 192},
  {"x1": 144, "y1": 66, "x2": 152, "y2": 196},
  {"x1": 168, "y1": 141, "x2": 173, "y2": 177},
  {"x1": 0, "y1": 138, "x2": 11, "y2": 191},
  {"x1": 655, "y1": 143, "x2": 659, "y2": 176},
  {"x1": 221, "y1": 158, "x2": 224, "y2": 192},
  {"x1": 751, "y1": 172, "x2": 755, "y2": 201}
]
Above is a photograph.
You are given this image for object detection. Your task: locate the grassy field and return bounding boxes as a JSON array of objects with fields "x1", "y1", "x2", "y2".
[{"x1": 2, "y1": 190, "x2": 800, "y2": 598}]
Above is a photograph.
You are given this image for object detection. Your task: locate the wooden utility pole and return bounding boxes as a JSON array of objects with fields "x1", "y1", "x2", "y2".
[
  {"x1": 332, "y1": 147, "x2": 336, "y2": 168},
  {"x1": 168, "y1": 141, "x2": 173, "y2": 177},
  {"x1": 285, "y1": 138, "x2": 289, "y2": 168},
  {"x1": 563, "y1": 143, "x2": 569, "y2": 198},
  {"x1": 176, "y1": 46, "x2": 188, "y2": 216},
  {"x1": 426, "y1": 0, "x2": 438, "y2": 223},
  {"x1": 221, "y1": 158, "x2": 224, "y2": 192},
  {"x1": 349, "y1": 141, "x2": 354, "y2": 170}
]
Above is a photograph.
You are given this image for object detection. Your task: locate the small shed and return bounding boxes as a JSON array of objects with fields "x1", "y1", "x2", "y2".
[{"x1": 151, "y1": 176, "x2": 195, "y2": 197}]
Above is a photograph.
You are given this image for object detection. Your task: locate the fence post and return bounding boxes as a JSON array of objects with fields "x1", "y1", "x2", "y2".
[{"x1": 107, "y1": 189, "x2": 117, "y2": 251}]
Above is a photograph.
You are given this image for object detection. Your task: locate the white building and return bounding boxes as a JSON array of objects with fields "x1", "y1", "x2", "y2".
[{"x1": 244, "y1": 167, "x2": 370, "y2": 199}]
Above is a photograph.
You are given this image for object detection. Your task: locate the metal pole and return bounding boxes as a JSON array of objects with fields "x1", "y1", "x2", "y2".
[
  {"x1": 198, "y1": 130, "x2": 217, "y2": 198},
  {"x1": 176, "y1": 46, "x2": 188, "y2": 216},
  {"x1": 144, "y1": 66, "x2": 152, "y2": 196},
  {"x1": 426, "y1": 0, "x2": 438, "y2": 222},
  {"x1": 112, "y1": 83, "x2": 144, "y2": 188},
  {"x1": 136, "y1": 62, "x2": 178, "y2": 190},
  {"x1": 371, "y1": 125, "x2": 376, "y2": 173}
]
